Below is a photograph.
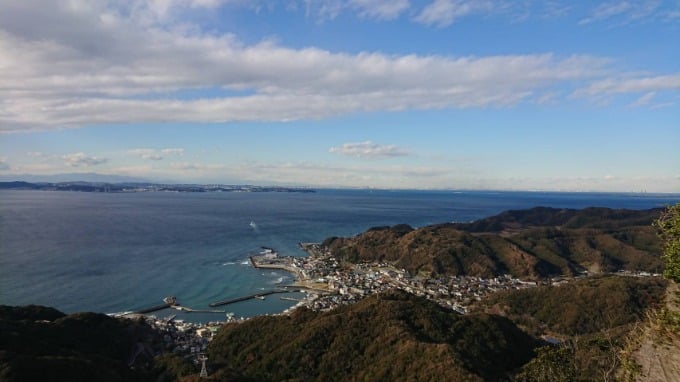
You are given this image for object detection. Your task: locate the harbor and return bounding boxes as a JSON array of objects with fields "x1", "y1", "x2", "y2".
[
  {"x1": 132, "y1": 297, "x2": 225, "y2": 315},
  {"x1": 209, "y1": 289, "x2": 288, "y2": 307},
  {"x1": 129, "y1": 246, "x2": 321, "y2": 321}
]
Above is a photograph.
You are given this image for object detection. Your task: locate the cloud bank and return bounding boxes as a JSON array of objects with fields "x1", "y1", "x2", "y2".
[
  {"x1": 0, "y1": 0, "x2": 677, "y2": 133},
  {"x1": 62, "y1": 152, "x2": 108, "y2": 167},
  {"x1": 129, "y1": 148, "x2": 185, "y2": 160}
]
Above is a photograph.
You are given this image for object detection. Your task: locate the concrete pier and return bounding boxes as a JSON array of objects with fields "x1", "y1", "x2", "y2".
[
  {"x1": 209, "y1": 290, "x2": 287, "y2": 307},
  {"x1": 134, "y1": 303, "x2": 172, "y2": 314}
]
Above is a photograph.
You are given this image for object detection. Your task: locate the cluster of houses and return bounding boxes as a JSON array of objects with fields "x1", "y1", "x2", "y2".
[
  {"x1": 292, "y1": 243, "x2": 538, "y2": 314},
  {"x1": 129, "y1": 244, "x2": 664, "y2": 377},
  {"x1": 146, "y1": 316, "x2": 222, "y2": 357}
]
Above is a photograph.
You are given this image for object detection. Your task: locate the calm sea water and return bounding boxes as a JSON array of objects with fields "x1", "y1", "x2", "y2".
[{"x1": 1, "y1": 189, "x2": 678, "y2": 323}]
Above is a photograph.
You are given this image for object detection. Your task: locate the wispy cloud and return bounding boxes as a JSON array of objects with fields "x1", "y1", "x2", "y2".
[
  {"x1": 628, "y1": 91, "x2": 656, "y2": 108},
  {"x1": 579, "y1": 1, "x2": 633, "y2": 24},
  {"x1": 129, "y1": 148, "x2": 185, "y2": 160},
  {"x1": 578, "y1": 0, "x2": 673, "y2": 25},
  {"x1": 329, "y1": 141, "x2": 410, "y2": 159},
  {"x1": 414, "y1": 0, "x2": 495, "y2": 27},
  {"x1": 303, "y1": 0, "x2": 410, "y2": 21},
  {"x1": 62, "y1": 152, "x2": 108, "y2": 167},
  {"x1": 349, "y1": 0, "x2": 410, "y2": 20},
  {"x1": 573, "y1": 74, "x2": 680, "y2": 97},
  {"x1": 535, "y1": 91, "x2": 559, "y2": 105}
]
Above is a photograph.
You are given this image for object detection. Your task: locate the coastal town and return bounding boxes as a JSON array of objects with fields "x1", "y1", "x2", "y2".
[
  {"x1": 134, "y1": 243, "x2": 542, "y2": 362},
  {"x1": 254, "y1": 244, "x2": 540, "y2": 315},
  {"x1": 134, "y1": 244, "x2": 662, "y2": 365}
]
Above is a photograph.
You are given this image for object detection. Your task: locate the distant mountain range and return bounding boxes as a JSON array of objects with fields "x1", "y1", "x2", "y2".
[
  {"x1": 323, "y1": 207, "x2": 664, "y2": 279},
  {"x1": 0, "y1": 173, "x2": 153, "y2": 183},
  {"x1": 0, "y1": 180, "x2": 315, "y2": 193}
]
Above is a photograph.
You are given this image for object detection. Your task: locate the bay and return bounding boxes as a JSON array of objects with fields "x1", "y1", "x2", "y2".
[{"x1": 0, "y1": 189, "x2": 678, "y2": 323}]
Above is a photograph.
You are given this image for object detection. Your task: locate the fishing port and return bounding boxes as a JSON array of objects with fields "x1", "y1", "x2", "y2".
[
  {"x1": 133, "y1": 296, "x2": 225, "y2": 315},
  {"x1": 208, "y1": 290, "x2": 288, "y2": 307},
  {"x1": 249, "y1": 246, "x2": 304, "y2": 279}
]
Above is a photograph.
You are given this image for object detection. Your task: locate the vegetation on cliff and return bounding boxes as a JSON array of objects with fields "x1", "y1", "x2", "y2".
[
  {"x1": 207, "y1": 290, "x2": 539, "y2": 381},
  {"x1": 323, "y1": 207, "x2": 663, "y2": 278},
  {"x1": 0, "y1": 306, "x2": 180, "y2": 382},
  {"x1": 2, "y1": 278, "x2": 667, "y2": 381},
  {"x1": 476, "y1": 276, "x2": 667, "y2": 381},
  {"x1": 655, "y1": 203, "x2": 680, "y2": 283}
]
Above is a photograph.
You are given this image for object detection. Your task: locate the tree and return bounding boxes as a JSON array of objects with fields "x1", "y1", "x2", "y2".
[
  {"x1": 514, "y1": 345, "x2": 577, "y2": 382},
  {"x1": 654, "y1": 203, "x2": 680, "y2": 283}
]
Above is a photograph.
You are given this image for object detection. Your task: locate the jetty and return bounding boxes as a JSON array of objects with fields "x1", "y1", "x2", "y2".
[
  {"x1": 249, "y1": 248, "x2": 302, "y2": 277},
  {"x1": 134, "y1": 302, "x2": 172, "y2": 314},
  {"x1": 134, "y1": 296, "x2": 225, "y2": 314},
  {"x1": 209, "y1": 290, "x2": 288, "y2": 307},
  {"x1": 170, "y1": 305, "x2": 225, "y2": 313}
]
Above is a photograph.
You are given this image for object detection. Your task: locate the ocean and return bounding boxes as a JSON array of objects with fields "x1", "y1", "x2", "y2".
[{"x1": 1, "y1": 189, "x2": 678, "y2": 323}]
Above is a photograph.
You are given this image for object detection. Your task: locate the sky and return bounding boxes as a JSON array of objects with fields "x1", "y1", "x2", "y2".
[{"x1": 0, "y1": 0, "x2": 678, "y2": 192}]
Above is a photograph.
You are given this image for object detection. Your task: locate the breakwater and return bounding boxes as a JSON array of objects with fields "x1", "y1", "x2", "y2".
[
  {"x1": 134, "y1": 303, "x2": 172, "y2": 314},
  {"x1": 209, "y1": 290, "x2": 288, "y2": 307}
]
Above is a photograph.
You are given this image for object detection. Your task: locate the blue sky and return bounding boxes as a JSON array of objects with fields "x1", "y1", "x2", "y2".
[{"x1": 0, "y1": 0, "x2": 678, "y2": 191}]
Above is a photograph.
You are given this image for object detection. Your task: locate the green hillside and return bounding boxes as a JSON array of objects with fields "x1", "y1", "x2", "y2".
[
  {"x1": 323, "y1": 207, "x2": 664, "y2": 278},
  {"x1": 0, "y1": 307, "x2": 166, "y2": 382},
  {"x1": 207, "y1": 290, "x2": 538, "y2": 381},
  {"x1": 478, "y1": 275, "x2": 668, "y2": 381},
  {"x1": 2, "y1": 277, "x2": 667, "y2": 381}
]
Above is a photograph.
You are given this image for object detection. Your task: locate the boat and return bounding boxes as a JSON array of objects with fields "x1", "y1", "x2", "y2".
[
  {"x1": 163, "y1": 296, "x2": 177, "y2": 305},
  {"x1": 249, "y1": 221, "x2": 257, "y2": 228},
  {"x1": 255, "y1": 295, "x2": 266, "y2": 300}
]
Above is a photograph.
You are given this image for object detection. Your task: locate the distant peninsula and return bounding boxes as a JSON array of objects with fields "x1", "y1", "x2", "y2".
[{"x1": 0, "y1": 181, "x2": 315, "y2": 193}]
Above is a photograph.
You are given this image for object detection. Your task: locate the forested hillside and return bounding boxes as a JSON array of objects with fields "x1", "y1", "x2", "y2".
[{"x1": 323, "y1": 207, "x2": 663, "y2": 278}]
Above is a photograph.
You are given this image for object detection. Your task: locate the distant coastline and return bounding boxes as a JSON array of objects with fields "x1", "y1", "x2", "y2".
[{"x1": 0, "y1": 181, "x2": 315, "y2": 194}]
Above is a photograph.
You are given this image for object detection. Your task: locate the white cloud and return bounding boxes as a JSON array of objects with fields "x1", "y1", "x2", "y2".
[
  {"x1": 303, "y1": 0, "x2": 345, "y2": 21},
  {"x1": 26, "y1": 151, "x2": 44, "y2": 157},
  {"x1": 414, "y1": 0, "x2": 495, "y2": 27},
  {"x1": 349, "y1": 0, "x2": 410, "y2": 20},
  {"x1": 580, "y1": 1, "x2": 632, "y2": 24},
  {"x1": 130, "y1": 149, "x2": 164, "y2": 161},
  {"x1": 129, "y1": 148, "x2": 184, "y2": 160},
  {"x1": 62, "y1": 152, "x2": 108, "y2": 167},
  {"x1": 329, "y1": 141, "x2": 410, "y2": 158},
  {"x1": 161, "y1": 148, "x2": 185, "y2": 155},
  {"x1": 573, "y1": 74, "x2": 680, "y2": 97},
  {"x1": 579, "y1": 0, "x2": 669, "y2": 25},
  {"x1": 0, "y1": 1, "x2": 676, "y2": 133}
]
